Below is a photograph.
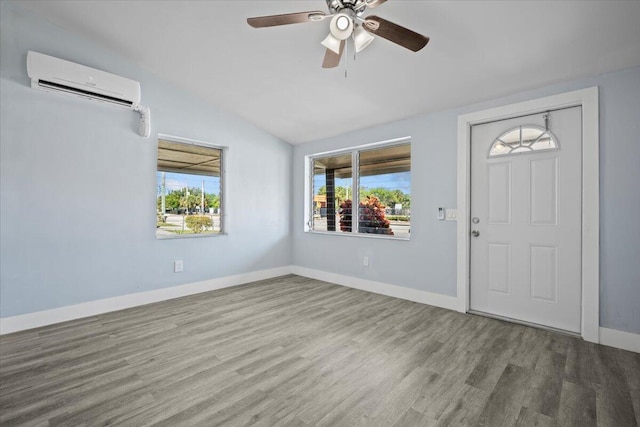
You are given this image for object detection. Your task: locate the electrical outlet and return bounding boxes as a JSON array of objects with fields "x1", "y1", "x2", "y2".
[
  {"x1": 174, "y1": 260, "x2": 184, "y2": 273},
  {"x1": 363, "y1": 256, "x2": 370, "y2": 267}
]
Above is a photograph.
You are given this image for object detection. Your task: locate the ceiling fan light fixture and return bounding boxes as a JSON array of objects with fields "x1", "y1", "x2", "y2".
[
  {"x1": 328, "y1": 13, "x2": 353, "y2": 40},
  {"x1": 336, "y1": 15, "x2": 350, "y2": 30},
  {"x1": 353, "y1": 26, "x2": 375, "y2": 52},
  {"x1": 321, "y1": 33, "x2": 343, "y2": 54}
]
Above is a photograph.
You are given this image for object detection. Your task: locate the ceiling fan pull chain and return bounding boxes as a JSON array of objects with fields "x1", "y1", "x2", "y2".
[{"x1": 344, "y1": 38, "x2": 349, "y2": 78}]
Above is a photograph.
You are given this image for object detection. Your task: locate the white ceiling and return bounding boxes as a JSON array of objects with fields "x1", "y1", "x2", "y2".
[{"x1": 19, "y1": 1, "x2": 640, "y2": 145}]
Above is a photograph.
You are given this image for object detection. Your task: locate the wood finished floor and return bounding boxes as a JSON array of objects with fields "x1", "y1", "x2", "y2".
[{"x1": 1, "y1": 275, "x2": 638, "y2": 427}]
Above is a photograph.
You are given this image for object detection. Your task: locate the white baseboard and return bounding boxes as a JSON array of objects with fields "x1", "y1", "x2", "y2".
[
  {"x1": 292, "y1": 266, "x2": 460, "y2": 312},
  {"x1": 599, "y1": 327, "x2": 640, "y2": 353},
  {"x1": 0, "y1": 266, "x2": 293, "y2": 335},
  {"x1": 3, "y1": 266, "x2": 637, "y2": 354},
  {"x1": 293, "y1": 267, "x2": 639, "y2": 354}
]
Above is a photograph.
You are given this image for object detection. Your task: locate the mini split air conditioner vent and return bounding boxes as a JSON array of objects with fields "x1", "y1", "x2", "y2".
[
  {"x1": 26, "y1": 51, "x2": 150, "y2": 137},
  {"x1": 37, "y1": 80, "x2": 135, "y2": 107}
]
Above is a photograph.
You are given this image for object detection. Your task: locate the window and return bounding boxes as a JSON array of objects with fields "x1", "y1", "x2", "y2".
[
  {"x1": 311, "y1": 153, "x2": 353, "y2": 233},
  {"x1": 308, "y1": 140, "x2": 411, "y2": 239},
  {"x1": 489, "y1": 125, "x2": 558, "y2": 157},
  {"x1": 156, "y1": 137, "x2": 223, "y2": 238}
]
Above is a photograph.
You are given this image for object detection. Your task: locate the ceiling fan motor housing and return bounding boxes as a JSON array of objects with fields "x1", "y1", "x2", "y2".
[{"x1": 326, "y1": 0, "x2": 367, "y2": 16}]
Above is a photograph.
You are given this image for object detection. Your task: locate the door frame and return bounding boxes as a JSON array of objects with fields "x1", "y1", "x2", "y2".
[{"x1": 456, "y1": 87, "x2": 599, "y2": 343}]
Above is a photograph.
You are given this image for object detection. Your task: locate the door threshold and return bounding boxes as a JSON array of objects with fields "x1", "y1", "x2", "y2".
[{"x1": 467, "y1": 309, "x2": 582, "y2": 339}]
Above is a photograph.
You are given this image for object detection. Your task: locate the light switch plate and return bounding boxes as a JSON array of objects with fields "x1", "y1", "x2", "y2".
[{"x1": 445, "y1": 209, "x2": 457, "y2": 221}]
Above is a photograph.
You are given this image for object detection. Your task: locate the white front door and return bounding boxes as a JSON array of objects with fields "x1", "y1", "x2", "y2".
[{"x1": 469, "y1": 106, "x2": 582, "y2": 333}]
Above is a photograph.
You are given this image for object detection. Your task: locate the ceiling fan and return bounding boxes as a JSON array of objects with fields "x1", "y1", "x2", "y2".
[{"x1": 247, "y1": 0, "x2": 429, "y2": 68}]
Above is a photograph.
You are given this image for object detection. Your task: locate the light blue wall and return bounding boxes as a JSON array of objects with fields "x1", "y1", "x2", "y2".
[
  {"x1": 2, "y1": 1, "x2": 638, "y2": 336},
  {"x1": 0, "y1": 2, "x2": 292, "y2": 318},
  {"x1": 293, "y1": 66, "x2": 640, "y2": 335}
]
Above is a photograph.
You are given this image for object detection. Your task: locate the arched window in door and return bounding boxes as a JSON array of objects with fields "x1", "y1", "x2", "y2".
[{"x1": 489, "y1": 125, "x2": 559, "y2": 157}]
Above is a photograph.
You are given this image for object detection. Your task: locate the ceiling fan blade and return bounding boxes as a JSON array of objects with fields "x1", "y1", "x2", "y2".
[
  {"x1": 363, "y1": 15, "x2": 429, "y2": 52},
  {"x1": 366, "y1": 0, "x2": 388, "y2": 8},
  {"x1": 322, "y1": 41, "x2": 345, "y2": 68},
  {"x1": 247, "y1": 11, "x2": 328, "y2": 28}
]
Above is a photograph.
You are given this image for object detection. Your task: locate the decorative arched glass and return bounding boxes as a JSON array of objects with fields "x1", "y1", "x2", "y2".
[{"x1": 489, "y1": 125, "x2": 558, "y2": 157}]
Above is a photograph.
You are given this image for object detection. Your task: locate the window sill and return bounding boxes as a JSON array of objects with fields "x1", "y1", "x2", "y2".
[
  {"x1": 305, "y1": 230, "x2": 410, "y2": 241},
  {"x1": 157, "y1": 232, "x2": 226, "y2": 240}
]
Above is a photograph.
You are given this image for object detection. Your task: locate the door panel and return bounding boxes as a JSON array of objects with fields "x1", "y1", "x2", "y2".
[
  {"x1": 530, "y1": 244, "x2": 558, "y2": 303},
  {"x1": 530, "y1": 158, "x2": 558, "y2": 225},
  {"x1": 488, "y1": 162, "x2": 512, "y2": 224},
  {"x1": 488, "y1": 243, "x2": 511, "y2": 294},
  {"x1": 470, "y1": 107, "x2": 582, "y2": 333}
]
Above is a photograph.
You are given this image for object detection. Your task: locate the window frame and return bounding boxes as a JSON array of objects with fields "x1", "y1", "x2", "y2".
[
  {"x1": 305, "y1": 136, "x2": 411, "y2": 241},
  {"x1": 156, "y1": 134, "x2": 227, "y2": 240}
]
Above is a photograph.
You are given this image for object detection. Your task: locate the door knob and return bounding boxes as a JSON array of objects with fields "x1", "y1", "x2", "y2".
[{"x1": 472, "y1": 230, "x2": 480, "y2": 237}]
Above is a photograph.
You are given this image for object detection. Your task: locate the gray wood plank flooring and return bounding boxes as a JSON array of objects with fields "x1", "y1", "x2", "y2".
[{"x1": 1, "y1": 274, "x2": 638, "y2": 426}]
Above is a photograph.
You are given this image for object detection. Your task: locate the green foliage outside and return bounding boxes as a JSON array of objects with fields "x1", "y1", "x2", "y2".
[
  {"x1": 184, "y1": 215, "x2": 213, "y2": 233},
  {"x1": 316, "y1": 185, "x2": 350, "y2": 206},
  {"x1": 360, "y1": 187, "x2": 410, "y2": 209},
  {"x1": 317, "y1": 185, "x2": 410, "y2": 210},
  {"x1": 157, "y1": 187, "x2": 220, "y2": 213}
]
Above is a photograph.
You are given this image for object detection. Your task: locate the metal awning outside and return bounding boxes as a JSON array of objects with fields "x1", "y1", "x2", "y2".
[
  {"x1": 313, "y1": 143, "x2": 410, "y2": 178},
  {"x1": 157, "y1": 138, "x2": 221, "y2": 176}
]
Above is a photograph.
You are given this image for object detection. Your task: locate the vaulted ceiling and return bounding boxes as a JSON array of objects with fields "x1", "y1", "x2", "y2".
[{"x1": 19, "y1": 1, "x2": 640, "y2": 144}]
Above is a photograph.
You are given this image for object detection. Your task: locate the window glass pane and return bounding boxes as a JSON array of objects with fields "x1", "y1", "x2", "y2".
[
  {"x1": 157, "y1": 139, "x2": 222, "y2": 237},
  {"x1": 358, "y1": 144, "x2": 411, "y2": 238},
  {"x1": 500, "y1": 129, "x2": 520, "y2": 145},
  {"x1": 489, "y1": 126, "x2": 558, "y2": 157},
  {"x1": 521, "y1": 127, "x2": 544, "y2": 146},
  {"x1": 312, "y1": 153, "x2": 352, "y2": 232},
  {"x1": 530, "y1": 133, "x2": 556, "y2": 151}
]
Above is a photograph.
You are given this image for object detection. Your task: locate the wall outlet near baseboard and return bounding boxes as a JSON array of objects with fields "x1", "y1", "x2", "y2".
[
  {"x1": 174, "y1": 260, "x2": 184, "y2": 273},
  {"x1": 363, "y1": 256, "x2": 370, "y2": 267}
]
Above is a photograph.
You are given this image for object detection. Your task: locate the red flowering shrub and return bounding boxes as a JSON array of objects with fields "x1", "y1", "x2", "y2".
[
  {"x1": 339, "y1": 200, "x2": 353, "y2": 232},
  {"x1": 339, "y1": 196, "x2": 394, "y2": 235}
]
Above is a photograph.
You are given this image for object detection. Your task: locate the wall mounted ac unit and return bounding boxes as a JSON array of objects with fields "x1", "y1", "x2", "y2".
[{"x1": 26, "y1": 51, "x2": 150, "y2": 137}]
